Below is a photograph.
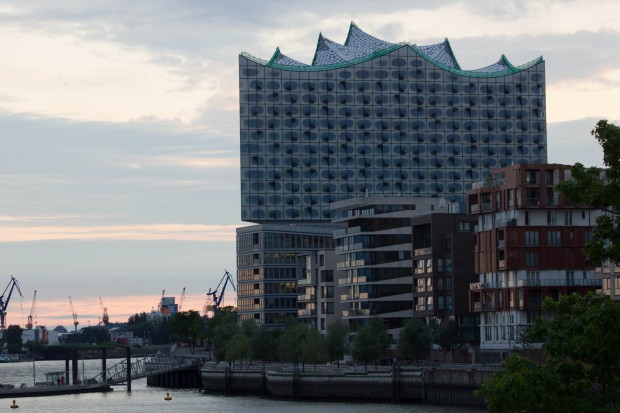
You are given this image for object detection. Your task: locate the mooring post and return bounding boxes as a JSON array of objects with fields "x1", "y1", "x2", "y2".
[
  {"x1": 101, "y1": 348, "x2": 107, "y2": 383},
  {"x1": 65, "y1": 353, "x2": 70, "y2": 385},
  {"x1": 126, "y1": 346, "x2": 132, "y2": 392},
  {"x1": 72, "y1": 348, "x2": 79, "y2": 385}
]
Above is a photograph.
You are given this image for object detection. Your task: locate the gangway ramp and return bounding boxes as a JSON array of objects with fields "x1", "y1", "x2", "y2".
[{"x1": 90, "y1": 353, "x2": 203, "y2": 385}]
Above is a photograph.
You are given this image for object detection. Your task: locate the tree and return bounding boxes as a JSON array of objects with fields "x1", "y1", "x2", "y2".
[
  {"x1": 225, "y1": 330, "x2": 251, "y2": 365},
  {"x1": 278, "y1": 319, "x2": 310, "y2": 366},
  {"x1": 436, "y1": 320, "x2": 464, "y2": 363},
  {"x1": 251, "y1": 325, "x2": 278, "y2": 366},
  {"x1": 352, "y1": 317, "x2": 389, "y2": 369},
  {"x1": 300, "y1": 329, "x2": 328, "y2": 370},
  {"x1": 207, "y1": 308, "x2": 238, "y2": 362},
  {"x1": 326, "y1": 320, "x2": 349, "y2": 367},
  {"x1": 3, "y1": 325, "x2": 22, "y2": 353},
  {"x1": 556, "y1": 120, "x2": 620, "y2": 263},
  {"x1": 397, "y1": 318, "x2": 431, "y2": 362},
  {"x1": 477, "y1": 293, "x2": 620, "y2": 412},
  {"x1": 169, "y1": 310, "x2": 204, "y2": 354}
]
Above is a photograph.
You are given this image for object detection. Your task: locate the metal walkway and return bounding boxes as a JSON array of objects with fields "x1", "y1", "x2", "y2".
[{"x1": 89, "y1": 353, "x2": 203, "y2": 385}]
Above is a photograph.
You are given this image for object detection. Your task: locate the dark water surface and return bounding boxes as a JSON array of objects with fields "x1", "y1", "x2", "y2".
[{"x1": 0, "y1": 359, "x2": 481, "y2": 412}]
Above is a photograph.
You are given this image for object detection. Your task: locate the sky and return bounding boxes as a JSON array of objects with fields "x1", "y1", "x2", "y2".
[{"x1": 1, "y1": 0, "x2": 619, "y2": 330}]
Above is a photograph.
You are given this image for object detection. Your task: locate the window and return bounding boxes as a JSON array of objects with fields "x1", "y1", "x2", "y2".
[
  {"x1": 525, "y1": 211, "x2": 530, "y2": 226},
  {"x1": 547, "y1": 211, "x2": 557, "y2": 225},
  {"x1": 564, "y1": 211, "x2": 573, "y2": 225},
  {"x1": 525, "y1": 230, "x2": 540, "y2": 246},
  {"x1": 526, "y1": 251, "x2": 539, "y2": 266},
  {"x1": 547, "y1": 230, "x2": 562, "y2": 246},
  {"x1": 527, "y1": 271, "x2": 540, "y2": 285}
]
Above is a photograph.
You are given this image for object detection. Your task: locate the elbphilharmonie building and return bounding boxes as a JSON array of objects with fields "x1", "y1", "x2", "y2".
[{"x1": 239, "y1": 23, "x2": 547, "y2": 223}]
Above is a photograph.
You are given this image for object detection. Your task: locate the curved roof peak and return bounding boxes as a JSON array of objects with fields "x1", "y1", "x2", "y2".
[{"x1": 242, "y1": 23, "x2": 543, "y2": 77}]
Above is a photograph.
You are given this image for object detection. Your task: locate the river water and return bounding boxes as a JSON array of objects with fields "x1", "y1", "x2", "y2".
[{"x1": 0, "y1": 359, "x2": 482, "y2": 412}]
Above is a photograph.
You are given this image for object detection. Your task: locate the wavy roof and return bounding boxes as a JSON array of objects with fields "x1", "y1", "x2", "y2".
[{"x1": 242, "y1": 22, "x2": 543, "y2": 78}]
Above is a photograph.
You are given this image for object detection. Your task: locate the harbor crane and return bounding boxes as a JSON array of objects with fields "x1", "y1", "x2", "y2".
[
  {"x1": 179, "y1": 287, "x2": 186, "y2": 311},
  {"x1": 69, "y1": 296, "x2": 79, "y2": 332},
  {"x1": 0, "y1": 276, "x2": 23, "y2": 330},
  {"x1": 26, "y1": 290, "x2": 37, "y2": 329},
  {"x1": 205, "y1": 270, "x2": 236, "y2": 316},
  {"x1": 99, "y1": 297, "x2": 109, "y2": 326}
]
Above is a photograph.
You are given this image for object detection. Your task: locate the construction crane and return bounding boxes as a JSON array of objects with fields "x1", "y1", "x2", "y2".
[
  {"x1": 179, "y1": 287, "x2": 186, "y2": 311},
  {"x1": 205, "y1": 270, "x2": 236, "y2": 316},
  {"x1": 99, "y1": 297, "x2": 109, "y2": 326},
  {"x1": 69, "y1": 296, "x2": 79, "y2": 332},
  {"x1": 26, "y1": 290, "x2": 37, "y2": 329},
  {"x1": 0, "y1": 276, "x2": 23, "y2": 330}
]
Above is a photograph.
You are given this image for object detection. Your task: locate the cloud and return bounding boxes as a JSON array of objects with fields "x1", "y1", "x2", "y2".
[{"x1": 0, "y1": 223, "x2": 238, "y2": 242}]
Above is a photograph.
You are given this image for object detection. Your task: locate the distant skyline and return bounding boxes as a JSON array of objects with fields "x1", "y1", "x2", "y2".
[{"x1": 1, "y1": 0, "x2": 619, "y2": 330}]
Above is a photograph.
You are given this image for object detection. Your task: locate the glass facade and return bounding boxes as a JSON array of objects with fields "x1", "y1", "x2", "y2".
[{"x1": 239, "y1": 25, "x2": 547, "y2": 223}]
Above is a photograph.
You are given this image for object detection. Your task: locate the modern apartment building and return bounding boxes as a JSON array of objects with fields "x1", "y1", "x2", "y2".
[
  {"x1": 296, "y1": 249, "x2": 344, "y2": 332},
  {"x1": 236, "y1": 223, "x2": 337, "y2": 326},
  {"x1": 239, "y1": 22, "x2": 547, "y2": 223},
  {"x1": 325, "y1": 196, "x2": 478, "y2": 341},
  {"x1": 467, "y1": 164, "x2": 601, "y2": 359}
]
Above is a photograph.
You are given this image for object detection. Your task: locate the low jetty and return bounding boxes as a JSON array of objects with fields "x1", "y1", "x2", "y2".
[
  {"x1": 0, "y1": 384, "x2": 112, "y2": 399},
  {"x1": 201, "y1": 364, "x2": 492, "y2": 408}
]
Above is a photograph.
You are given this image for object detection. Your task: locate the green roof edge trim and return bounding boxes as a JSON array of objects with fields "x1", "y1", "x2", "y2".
[
  {"x1": 500, "y1": 54, "x2": 517, "y2": 70},
  {"x1": 241, "y1": 44, "x2": 544, "y2": 78},
  {"x1": 311, "y1": 33, "x2": 324, "y2": 66},
  {"x1": 344, "y1": 21, "x2": 357, "y2": 46},
  {"x1": 267, "y1": 47, "x2": 281, "y2": 65},
  {"x1": 443, "y1": 39, "x2": 462, "y2": 70}
]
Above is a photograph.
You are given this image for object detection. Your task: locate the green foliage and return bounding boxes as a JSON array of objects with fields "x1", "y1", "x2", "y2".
[
  {"x1": 251, "y1": 325, "x2": 278, "y2": 364},
  {"x1": 126, "y1": 313, "x2": 170, "y2": 345},
  {"x1": 476, "y1": 355, "x2": 549, "y2": 413},
  {"x1": 326, "y1": 320, "x2": 349, "y2": 367},
  {"x1": 352, "y1": 317, "x2": 389, "y2": 368},
  {"x1": 278, "y1": 319, "x2": 311, "y2": 365},
  {"x1": 208, "y1": 310, "x2": 239, "y2": 362},
  {"x1": 556, "y1": 120, "x2": 620, "y2": 263},
  {"x1": 300, "y1": 329, "x2": 328, "y2": 369},
  {"x1": 3, "y1": 325, "x2": 23, "y2": 353},
  {"x1": 436, "y1": 319, "x2": 464, "y2": 362},
  {"x1": 169, "y1": 310, "x2": 204, "y2": 354},
  {"x1": 478, "y1": 293, "x2": 620, "y2": 412},
  {"x1": 224, "y1": 330, "x2": 251, "y2": 363},
  {"x1": 397, "y1": 318, "x2": 431, "y2": 362},
  {"x1": 79, "y1": 326, "x2": 109, "y2": 344}
]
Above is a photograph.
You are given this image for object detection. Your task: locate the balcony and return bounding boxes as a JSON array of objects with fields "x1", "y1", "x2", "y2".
[
  {"x1": 297, "y1": 278, "x2": 314, "y2": 286},
  {"x1": 338, "y1": 276, "x2": 368, "y2": 285},
  {"x1": 340, "y1": 292, "x2": 369, "y2": 301},
  {"x1": 342, "y1": 309, "x2": 370, "y2": 317},
  {"x1": 498, "y1": 260, "x2": 506, "y2": 269},
  {"x1": 469, "y1": 204, "x2": 479, "y2": 214},
  {"x1": 517, "y1": 279, "x2": 602, "y2": 287},
  {"x1": 470, "y1": 282, "x2": 484, "y2": 291},
  {"x1": 481, "y1": 201, "x2": 492, "y2": 211},
  {"x1": 297, "y1": 293, "x2": 316, "y2": 302},
  {"x1": 414, "y1": 247, "x2": 432, "y2": 256},
  {"x1": 526, "y1": 198, "x2": 541, "y2": 207},
  {"x1": 298, "y1": 309, "x2": 317, "y2": 317}
]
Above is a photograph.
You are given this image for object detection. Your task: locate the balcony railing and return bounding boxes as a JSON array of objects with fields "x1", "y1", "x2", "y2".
[
  {"x1": 340, "y1": 292, "x2": 369, "y2": 301},
  {"x1": 342, "y1": 309, "x2": 370, "y2": 317},
  {"x1": 414, "y1": 247, "x2": 432, "y2": 256},
  {"x1": 297, "y1": 293, "x2": 316, "y2": 302},
  {"x1": 517, "y1": 279, "x2": 602, "y2": 287},
  {"x1": 298, "y1": 309, "x2": 317, "y2": 317},
  {"x1": 298, "y1": 278, "x2": 315, "y2": 286},
  {"x1": 470, "y1": 204, "x2": 479, "y2": 213},
  {"x1": 338, "y1": 276, "x2": 368, "y2": 285}
]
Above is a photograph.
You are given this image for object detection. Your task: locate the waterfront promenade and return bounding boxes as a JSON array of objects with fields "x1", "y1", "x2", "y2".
[{"x1": 200, "y1": 362, "x2": 493, "y2": 408}]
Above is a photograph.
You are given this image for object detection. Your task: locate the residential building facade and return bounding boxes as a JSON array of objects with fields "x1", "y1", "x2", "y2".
[
  {"x1": 467, "y1": 164, "x2": 601, "y2": 359},
  {"x1": 236, "y1": 223, "x2": 337, "y2": 327}
]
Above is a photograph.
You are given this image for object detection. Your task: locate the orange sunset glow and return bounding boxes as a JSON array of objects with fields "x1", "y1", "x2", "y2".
[{"x1": 5, "y1": 293, "x2": 238, "y2": 331}]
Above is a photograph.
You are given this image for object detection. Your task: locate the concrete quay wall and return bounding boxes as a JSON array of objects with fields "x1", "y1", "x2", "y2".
[{"x1": 201, "y1": 366, "x2": 491, "y2": 408}]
